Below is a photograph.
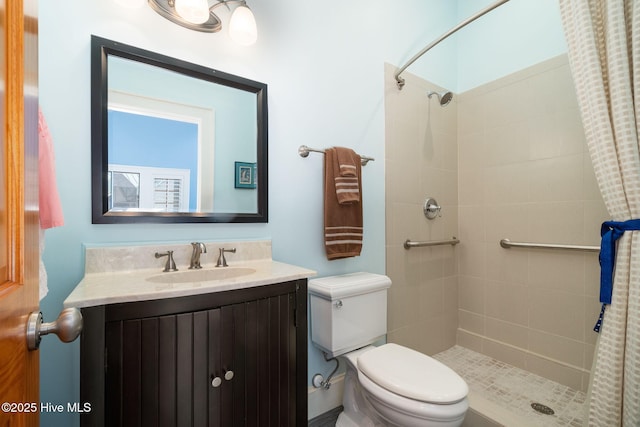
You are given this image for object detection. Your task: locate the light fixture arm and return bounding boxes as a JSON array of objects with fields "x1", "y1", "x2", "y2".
[
  {"x1": 212, "y1": 0, "x2": 233, "y2": 12},
  {"x1": 149, "y1": 0, "x2": 222, "y2": 32},
  {"x1": 149, "y1": 0, "x2": 257, "y2": 44},
  {"x1": 220, "y1": 0, "x2": 231, "y2": 11},
  {"x1": 209, "y1": 0, "x2": 249, "y2": 13}
]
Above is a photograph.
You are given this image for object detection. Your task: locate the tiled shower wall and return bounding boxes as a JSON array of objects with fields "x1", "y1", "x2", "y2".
[
  {"x1": 384, "y1": 63, "x2": 459, "y2": 356},
  {"x1": 385, "y1": 55, "x2": 609, "y2": 392}
]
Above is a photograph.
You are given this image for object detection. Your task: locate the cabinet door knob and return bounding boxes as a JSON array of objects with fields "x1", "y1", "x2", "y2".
[
  {"x1": 211, "y1": 377, "x2": 222, "y2": 387},
  {"x1": 224, "y1": 370, "x2": 234, "y2": 381}
]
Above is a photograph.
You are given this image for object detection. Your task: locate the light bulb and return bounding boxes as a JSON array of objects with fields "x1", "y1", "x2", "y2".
[
  {"x1": 229, "y1": 5, "x2": 257, "y2": 46},
  {"x1": 174, "y1": 0, "x2": 210, "y2": 24}
]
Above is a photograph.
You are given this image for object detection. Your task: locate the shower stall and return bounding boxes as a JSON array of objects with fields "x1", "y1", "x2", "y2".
[{"x1": 384, "y1": 0, "x2": 609, "y2": 424}]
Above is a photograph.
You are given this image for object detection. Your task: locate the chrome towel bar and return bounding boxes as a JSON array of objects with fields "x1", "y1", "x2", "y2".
[
  {"x1": 298, "y1": 145, "x2": 375, "y2": 166},
  {"x1": 404, "y1": 237, "x2": 460, "y2": 250},
  {"x1": 500, "y1": 239, "x2": 599, "y2": 253}
]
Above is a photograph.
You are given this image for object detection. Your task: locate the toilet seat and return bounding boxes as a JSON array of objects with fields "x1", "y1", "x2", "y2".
[
  {"x1": 357, "y1": 369, "x2": 469, "y2": 425},
  {"x1": 357, "y1": 343, "x2": 468, "y2": 404}
]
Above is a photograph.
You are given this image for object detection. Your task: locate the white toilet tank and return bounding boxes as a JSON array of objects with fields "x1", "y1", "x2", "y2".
[{"x1": 308, "y1": 272, "x2": 392, "y2": 357}]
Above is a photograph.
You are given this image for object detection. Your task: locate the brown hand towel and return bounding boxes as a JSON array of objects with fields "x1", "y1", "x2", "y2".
[
  {"x1": 324, "y1": 147, "x2": 363, "y2": 260},
  {"x1": 333, "y1": 147, "x2": 361, "y2": 204}
]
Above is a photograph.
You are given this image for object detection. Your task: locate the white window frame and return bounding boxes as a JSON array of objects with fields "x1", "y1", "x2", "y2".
[
  {"x1": 109, "y1": 164, "x2": 191, "y2": 212},
  {"x1": 108, "y1": 90, "x2": 215, "y2": 211}
]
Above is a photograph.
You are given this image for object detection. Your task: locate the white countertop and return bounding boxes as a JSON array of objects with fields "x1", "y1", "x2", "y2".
[{"x1": 64, "y1": 260, "x2": 316, "y2": 309}]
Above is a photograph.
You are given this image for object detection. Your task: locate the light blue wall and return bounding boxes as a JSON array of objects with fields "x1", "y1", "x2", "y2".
[
  {"x1": 398, "y1": 0, "x2": 567, "y2": 93},
  {"x1": 38, "y1": 0, "x2": 568, "y2": 425},
  {"x1": 455, "y1": 0, "x2": 567, "y2": 92}
]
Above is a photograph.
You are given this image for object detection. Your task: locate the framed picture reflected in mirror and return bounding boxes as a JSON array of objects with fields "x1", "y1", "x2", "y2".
[{"x1": 235, "y1": 162, "x2": 256, "y2": 189}]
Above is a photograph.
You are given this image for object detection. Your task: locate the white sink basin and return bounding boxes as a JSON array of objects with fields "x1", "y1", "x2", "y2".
[{"x1": 146, "y1": 267, "x2": 256, "y2": 284}]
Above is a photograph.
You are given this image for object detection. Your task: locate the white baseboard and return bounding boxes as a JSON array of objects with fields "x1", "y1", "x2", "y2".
[{"x1": 307, "y1": 373, "x2": 345, "y2": 420}]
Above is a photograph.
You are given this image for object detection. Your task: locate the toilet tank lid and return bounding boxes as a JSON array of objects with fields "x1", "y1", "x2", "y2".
[
  {"x1": 357, "y1": 343, "x2": 468, "y2": 404},
  {"x1": 308, "y1": 272, "x2": 391, "y2": 299}
]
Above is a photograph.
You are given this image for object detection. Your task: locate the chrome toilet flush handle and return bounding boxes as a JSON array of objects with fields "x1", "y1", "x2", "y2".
[{"x1": 334, "y1": 300, "x2": 343, "y2": 309}]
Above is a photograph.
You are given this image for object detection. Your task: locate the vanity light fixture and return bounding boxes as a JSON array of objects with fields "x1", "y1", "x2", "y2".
[{"x1": 148, "y1": 0, "x2": 258, "y2": 45}]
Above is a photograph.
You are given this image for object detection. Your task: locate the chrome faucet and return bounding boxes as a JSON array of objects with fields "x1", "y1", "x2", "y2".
[
  {"x1": 189, "y1": 242, "x2": 207, "y2": 269},
  {"x1": 155, "y1": 251, "x2": 178, "y2": 272},
  {"x1": 215, "y1": 247, "x2": 236, "y2": 267}
]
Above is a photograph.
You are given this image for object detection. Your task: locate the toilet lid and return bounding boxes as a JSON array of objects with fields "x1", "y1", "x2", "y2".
[{"x1": 357, "y1": 343, "x2": 468, "y2": 404}]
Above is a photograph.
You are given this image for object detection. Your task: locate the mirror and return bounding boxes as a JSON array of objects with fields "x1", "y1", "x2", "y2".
[{"x1": 91, "y1": 36, "x2": 268, "y2": 223}]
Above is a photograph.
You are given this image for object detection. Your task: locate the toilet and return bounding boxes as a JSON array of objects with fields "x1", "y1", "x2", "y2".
[{"x1": 309, "y1": 272, "x2": 469, "y2": 427}]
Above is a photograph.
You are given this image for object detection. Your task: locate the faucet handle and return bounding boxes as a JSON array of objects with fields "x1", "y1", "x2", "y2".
[
  {"x1": 155, "y1": 251, "x2": 178, "y2": 272},
  {"x1": 215, "y1": 248, "x2": 236, "y2": 267}
]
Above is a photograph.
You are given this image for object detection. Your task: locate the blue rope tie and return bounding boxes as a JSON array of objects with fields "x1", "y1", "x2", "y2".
[{"x1": 595, "y1": 219, "x2": 640, "y2": 332}]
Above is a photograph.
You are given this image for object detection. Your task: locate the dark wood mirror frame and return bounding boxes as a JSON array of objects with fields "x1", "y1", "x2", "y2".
[{"x1": 91, "y1": 35, "x2": 268, "y2": 223}]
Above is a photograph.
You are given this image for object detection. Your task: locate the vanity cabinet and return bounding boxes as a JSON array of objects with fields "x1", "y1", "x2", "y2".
[{"x1": 79, "y1": 279, "x2": 307, "y2": 427}]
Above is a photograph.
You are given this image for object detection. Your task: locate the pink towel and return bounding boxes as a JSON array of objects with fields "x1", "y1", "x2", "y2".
[{"x1": 39, "y1": 109, "x2": 64, "y2": 229}]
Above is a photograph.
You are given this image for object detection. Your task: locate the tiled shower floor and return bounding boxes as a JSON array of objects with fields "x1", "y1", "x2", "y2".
[{"x1": 433, "y1": 346, "x2": 587, "y2": 427}]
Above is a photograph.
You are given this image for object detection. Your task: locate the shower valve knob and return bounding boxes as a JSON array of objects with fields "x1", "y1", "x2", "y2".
[{"x1": 423, "y1": 197, "x2": 442, "y2": 219}]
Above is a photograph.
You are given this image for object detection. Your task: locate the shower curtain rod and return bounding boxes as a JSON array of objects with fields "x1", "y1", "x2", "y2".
[{"x1": 394, "y1": 0, "x2": 511, "y2": 90}]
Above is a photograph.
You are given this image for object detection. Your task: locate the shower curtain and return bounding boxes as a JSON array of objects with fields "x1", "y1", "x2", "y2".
[{"x1": 559, "y1": 0, "x2": 639, "y2": 425}]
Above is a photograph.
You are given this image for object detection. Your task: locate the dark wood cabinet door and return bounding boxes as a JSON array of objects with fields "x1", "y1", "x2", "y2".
[
  {"x1": 102, "y1": 290, "x2": 298, "y2": 427},
  {"x1": 105, "y1": 310, "x2": 215, "y2": 427},
  {"x1": 242, "y1": 293, "x2": 297, "y2": 427}
]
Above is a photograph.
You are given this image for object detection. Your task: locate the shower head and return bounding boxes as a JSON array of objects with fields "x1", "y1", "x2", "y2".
[{"x1": 427, "y1": 90, "x2": 453, "y2": 107}]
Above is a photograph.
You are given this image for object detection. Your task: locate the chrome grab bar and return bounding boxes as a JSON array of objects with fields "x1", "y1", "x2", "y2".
[
  {"x1": 500, "y1": 239, "x2": 599, "y2": 253},
  {"x1": 404, "y1": 237, "x2": 460, "y2": 250}
]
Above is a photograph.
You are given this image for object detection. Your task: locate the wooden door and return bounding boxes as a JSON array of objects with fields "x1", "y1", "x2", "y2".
[{"x1": 0, "y1": 0, "x2": 39, "y2": 426}]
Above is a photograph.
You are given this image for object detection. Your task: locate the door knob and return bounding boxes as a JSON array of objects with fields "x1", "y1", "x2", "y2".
[{"x1": 27, "y1": 308, "x2": 83, "y2": 351}]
